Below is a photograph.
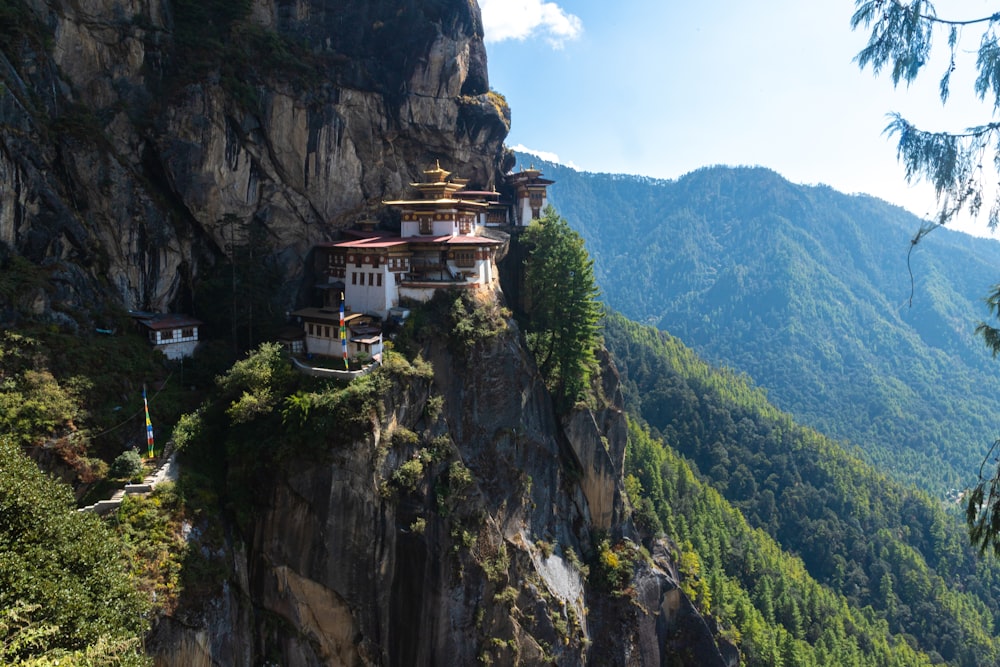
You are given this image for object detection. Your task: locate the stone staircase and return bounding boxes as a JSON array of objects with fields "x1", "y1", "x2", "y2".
[{"x1": 78, "y1": 450, "x2": 178, "y2": 515}]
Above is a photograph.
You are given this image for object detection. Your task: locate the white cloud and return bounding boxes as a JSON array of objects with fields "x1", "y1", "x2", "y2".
[
  {"x1": 510, "y1": 144, "x2": 579, "y2": 169},
  {"x1": 479, "y1": 0, "x2": 582, "y2": 48}
]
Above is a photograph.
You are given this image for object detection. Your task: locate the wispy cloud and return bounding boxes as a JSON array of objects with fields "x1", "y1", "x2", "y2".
[
  {"x1": 479, "y1": 0, "x2": 582, "y2": 48},
  {"x1": 510, "y1": 144, "x2": 579, "y2": 169}
]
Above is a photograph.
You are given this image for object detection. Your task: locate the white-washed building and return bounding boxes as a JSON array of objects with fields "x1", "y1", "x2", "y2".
[
  {"x1": 507, "y1": 166, "x2": 554, "y2": 226},
  {"x1": 315, "y1": 163, "x2": 504, "y2": 321},
  {"x1": 290, "y1": 308, "x2": 382, "y2": 362},
  {"x1": 299, "y1": 163, "x2": 553, "y2": 359},
  {"x1": 131, "y1": 312, "x2": 203, "y2": 360}
]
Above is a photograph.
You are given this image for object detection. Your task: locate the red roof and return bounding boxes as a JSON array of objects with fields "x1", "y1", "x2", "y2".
[
  {"x1": 327, "y1": 236, "x2": 410, "y2": 249},
  {"x1": 323, "y1": 233, "x2": 500, "y2": 249},
  {"x1": 136, "y1": 313, "x2": 203, "y2": 330},
  {"x1": 445, "y1": 235, "x2": 502, "y2": 245}
]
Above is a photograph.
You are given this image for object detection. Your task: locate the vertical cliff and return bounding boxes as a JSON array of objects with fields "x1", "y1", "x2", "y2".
[
  {"x1": 2, "y1": 1, "x2": 734, "y2": 662},
  {"x1": 0, "y1": 0, "x2": 508, "y2": 318},
  {"x1": 148, "y1": 293, "x2": 732, "y2": 665}
]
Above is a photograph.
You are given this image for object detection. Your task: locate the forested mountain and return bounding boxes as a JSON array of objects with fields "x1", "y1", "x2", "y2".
[
  {"x1": 606, "y1": 312, "x2": 1000, "y2": 666},
  {"x1": 520, "y1": 153, "x2": 1000, "y2": 493}
]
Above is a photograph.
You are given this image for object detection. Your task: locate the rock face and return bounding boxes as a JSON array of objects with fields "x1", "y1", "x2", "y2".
[
  {"x1": 0, "y1": 0, "x2": 508, "y2": 317},
  {"x1": 148, "y1": 315, "x2": 732, "y2": 665},
  {"x1": 3, "y1": 1, "x2": 733, "y2": 662}
]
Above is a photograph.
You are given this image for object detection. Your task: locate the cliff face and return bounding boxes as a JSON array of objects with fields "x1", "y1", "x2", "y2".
[
  {"x1": 147, "y1": 309, "x2": 732, "y2": 665},
  {"x1": 0, "y1": 0, "x2": 508, "y2": 318},
  {"x1": 3, "y1": 1, "x2": 733, "y2": 662}
]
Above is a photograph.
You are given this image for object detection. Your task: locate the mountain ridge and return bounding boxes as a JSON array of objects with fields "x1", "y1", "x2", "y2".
[{"x1": 516, "y1": 153, "x2": 1000, "y2": 493}]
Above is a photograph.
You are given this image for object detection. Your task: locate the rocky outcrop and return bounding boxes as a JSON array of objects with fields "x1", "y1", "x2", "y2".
[
  {"x1": 560, "y1": 349, "x2": 629, "y2": 531},
  {"x1": 148, "y1": 317, "x2": 731, "y2": 665},
  {"x1": 0, "y1": 0, "x2": 509, "y2": 317},
  {"x1": 147, "y1": 540, "x2": 254, "y2": 666},
  {"x1": 3, "y1": 1, "x2": 732, "y2": 662}
]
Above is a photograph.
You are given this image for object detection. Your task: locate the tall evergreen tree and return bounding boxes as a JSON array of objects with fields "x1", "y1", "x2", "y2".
[
  {"x1": 852, "y1": 0, "x2": 1000, "y2": 555},
  {"x1": 852, "y1": 1, "x2": 1000, "y2": 230},
  {"x1": 521, "y1": 207, "x2": 601, "y2": 411}
]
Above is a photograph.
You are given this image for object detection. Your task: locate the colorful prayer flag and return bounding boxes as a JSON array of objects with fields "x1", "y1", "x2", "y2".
[
  {"x1": 340, "y1": 292, "x2": 348, "y2": 369},
  {"x1": 143, "y1": 386, "x2": 154, "y2": 458}
]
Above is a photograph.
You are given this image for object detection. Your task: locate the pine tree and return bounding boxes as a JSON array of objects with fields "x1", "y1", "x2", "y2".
[
  {"x1": 852, "y1": 1, "x2": 1000, "y2": 229},
  {"x1": 521, "y1": 207, "x2": 601, "y2": 411},
  {"x1": 853, "y1": 1, "x2": 1000, "y2": 556}
]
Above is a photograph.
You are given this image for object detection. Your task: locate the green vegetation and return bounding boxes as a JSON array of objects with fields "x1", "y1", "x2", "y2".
[
  {"x1": 849, "y1": 1, "x2": 1000, "y2": 558},
  {"x1": 0, "y1": 323, "x2": 201, "y2": 488},
  {"x1": 395, "y1": 289, "x2": 509, "y2": 358},
  {"x1": 520, "y1": 151, "x2": 1000, "y2": 495},
  {"x1": 608, "y1": 311, "x2": 1000, "y2": 665},
  {"x1": 109, "y1": 450, "x2": 145, "y2": 481},
  {"x1": 173, "y1": 342, "x2": 389, "y2": 525},
  {"x1": 627, "y1": 424, "x2": 935, "y2": 666},
  {"x1": 109, "y1": 476, "x2": 227, "y2": 617},
  {"x1": 520, "y1": 207, "x2": 602, "y2": 411},
  {"x1": 0, "y1": 437, "x2": 149, "y2": 665},
  {"x1": 591, "y1": 536, "x2": 638, "y2": 594},
  {"x1": 851, "y1": 1, "x2": 1000, "y2": 229},
  {"x1": 0, "y1": 339, "x2": 81, "y2": 447},
  {"x1": 0, "y1": 253, "x2": 50, "y2": 305}
]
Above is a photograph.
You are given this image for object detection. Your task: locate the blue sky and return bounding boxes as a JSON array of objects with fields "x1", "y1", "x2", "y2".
[{"x1": 480, "y1": 0, "x2": 1000, "y2": 237}]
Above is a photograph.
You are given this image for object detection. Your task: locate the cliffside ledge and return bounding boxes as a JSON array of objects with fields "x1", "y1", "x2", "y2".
[{"x1": 147, "y1": 305, "x2": 733, "y2": 665}]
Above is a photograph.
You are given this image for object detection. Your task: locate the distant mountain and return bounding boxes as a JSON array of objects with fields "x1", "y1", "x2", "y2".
[
  {"x1": 605, "y1": 311, "x2": 1000, "y2": 666},
  {"x1": 517, "y1": 153, "x2": 1000, "y2": 493}
]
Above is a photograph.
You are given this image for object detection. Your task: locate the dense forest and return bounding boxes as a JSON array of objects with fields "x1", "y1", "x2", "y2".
[
  {"x1": 522, "y1": 153, "x2": 1000, "y2": 495},
  {"x1": 606, "y1": 311, "x2": 1000, "y2": 666}
]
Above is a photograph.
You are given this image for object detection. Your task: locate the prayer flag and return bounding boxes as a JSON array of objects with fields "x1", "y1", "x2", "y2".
[
  {"x1": 143, "y1": 386, "x2": 154, "y2": 458},
  {"x1": 340, "y1": 293, "x2": 348, "y2": 369}
]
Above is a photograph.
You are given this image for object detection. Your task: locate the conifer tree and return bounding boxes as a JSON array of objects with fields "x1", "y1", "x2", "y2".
[
  {"x1": 521, "y1": 207, "x2": 601, "y2": 411},
  {"x1": 852, "y1": 1, "x2": 1000, "y2": 230},
  {"x1": 852, "y1": 0, "x2": 1000, "y2": 556},
  {"x1": 0, "y1": 437, "x2": 149, "y2": 664}
]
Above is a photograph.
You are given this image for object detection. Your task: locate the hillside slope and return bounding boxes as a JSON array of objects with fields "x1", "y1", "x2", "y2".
[
  {"x1": 606, "y1": 311, "x2": 1000, "y2": 666},
  {"x1": 522, "y1": 154, "x2": 1000, "y2": 492}
]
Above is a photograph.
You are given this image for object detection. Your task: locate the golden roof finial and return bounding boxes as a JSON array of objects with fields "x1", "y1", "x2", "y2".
[{"x1": 424, "y1": 160, "x2": 450, "y2": 183}]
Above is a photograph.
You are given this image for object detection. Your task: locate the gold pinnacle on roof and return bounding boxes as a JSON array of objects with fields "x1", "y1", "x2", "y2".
[
  {"x1": 424, "y1": 160, "x2": 451, "y2": 182},
  {"x1": 409, "y1": 162, "x2": 469, "y2": 200}
]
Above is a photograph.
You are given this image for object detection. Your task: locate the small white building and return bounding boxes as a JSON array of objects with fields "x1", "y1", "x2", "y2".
[
  {"x1": 507, "y1": 166, "x2": 554, "y2": 226},
  {"x1": 290, "y1": 308, "x2": 383, "y2": 362},
  {"x1": 132, "y1": 313, "x2": 203, "y2": 360}
]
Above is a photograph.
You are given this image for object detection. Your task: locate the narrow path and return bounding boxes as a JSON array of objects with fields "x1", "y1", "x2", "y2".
[{"x1": 78, "y1": 451, "x2": 178, "y2": 515}]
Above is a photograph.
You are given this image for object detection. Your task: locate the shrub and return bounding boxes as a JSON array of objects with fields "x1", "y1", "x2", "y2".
[
  {"x1": 390, "y1": 427, "x2": 419, "y2": 448},
  {"x1": 592, "y1": 538, "x2": 633, "y2": 593},
  {"x1": 398, "y1": 290, "x2": 509, "y2": 358},
  {"x1": 109, "y1": 450, "x2": 144, "y2": 480},
  {"x1": 0, "y1": 437, "x2": 150, "y2": 662},
  {"x1": 425, "y1": 394, "x2": 444, "y2": 421},
  {"x1": 392, "y1": 456, "x2": 425, "y2": 492},
  {"x1": 536, "y1": 540, "x2": 554, "y2": 558}
]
